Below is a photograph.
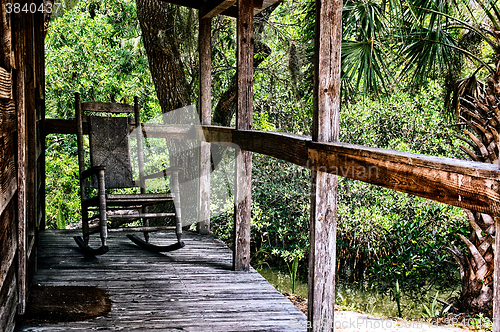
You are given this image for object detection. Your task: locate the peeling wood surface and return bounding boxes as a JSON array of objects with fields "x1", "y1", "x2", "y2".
[
  {"x1": 307, "y1": 143, "x2": 500, "y2": 215},
  {"x1": 233, "y1": 0, "x2": 254, "y2": 272},
  {"x1": 0, "y1": 67, "x2": 11, "y2": 99},
  {"x1": 307, "y1": 0, "x2": 342, "y2": 330},
  {"x1": 0, "y1": 267, "x2": 17, "y2": 332},
  {"x1": 81, "y1": 102, "x2": 134, "y2": 113},
  {"x1": 232, "y1": 130, "x2": 309, "y2": 166},
  {"x1": 0, "y1": 201, "x2": 16, "y2": 290},
  {"x1": 15, "y1": 230, "x2": 306, "y2": 332}
]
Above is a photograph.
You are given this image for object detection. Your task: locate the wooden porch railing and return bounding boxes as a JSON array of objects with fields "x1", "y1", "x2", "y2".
[{"x1": 45, "y1": 119, "x2": 500, "y2": 216}]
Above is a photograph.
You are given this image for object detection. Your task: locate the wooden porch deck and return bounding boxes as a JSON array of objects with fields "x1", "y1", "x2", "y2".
[{"x1": 15, "y1": 230, "x2": 306, "y2": 332}]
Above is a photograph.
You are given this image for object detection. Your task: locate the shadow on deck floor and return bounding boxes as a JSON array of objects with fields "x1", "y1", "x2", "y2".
[{"x1": 15, "y1": 230, "x2": 306, "y2": 332}]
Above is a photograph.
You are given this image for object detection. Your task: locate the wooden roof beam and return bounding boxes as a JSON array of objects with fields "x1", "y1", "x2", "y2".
[
  {"x1": 158, "y1": 0, "x2": 280, "y2": 17},
  {"x1": 200, "y1": 0, "x2": 236, "y2": 19}
]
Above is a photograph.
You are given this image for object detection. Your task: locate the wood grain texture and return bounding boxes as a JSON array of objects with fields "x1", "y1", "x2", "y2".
[
  {"x1": 42, "y1": 121, "x2": 500, "y2": 215},
  {"x1": 0, "y1": 200, "x2": 16, "y2": 292},
  {"x1": 308, "y1": 142, "x2": 500, "y2": 215},
  {"x1": 24, "y1": 9, "x2": 38, "y2": 291},
  {"x1": 198, "y1": 16, "x2": 212, "y2": 235},
  {"x1": 0, "y1": 99, "x2": 16, "y2": 138},
  {"x1": 81, "y1": 102, "x2": 134, "y2": 113},
  {"x1": 0, "y1": 266, "x2": 17, "y2": 332},
  {"x1": 233, "y1": 0, "x2": 254, "y2": 272},
  {"x1": 308, "y1": 0, "x2": 343, "y2": 331},
  {"x1": 202, "y1": 125, "x2": 233, "y2": 142},
  {"x1": 0, "y1": 0, "x2": 13, "y2": 71},
  {"x1": 200, "y1": 0, "x2": 236, "y2": 19},
  {"x1": 236, "y1": 0, "x2": 253, "y2": 132},
  {"x1": 0, "y1": 67, "x2": 11, "y2": 99},
  {"x1": 44, "y1": 118, "x2": 86, "y2": 135},
  {"x1": 156, "y1": 0, "x2": 203, "y2": 9},
  {"x1": 0, "y1": 134, "x2": 17, "y2": 217},
  {"x1": 233, "y1": 149, "x2": 252, "y2": 271},
  {"x1": 494, "y1": 182, "x2": 500, "y2": 327},
  {"x1": 232, "y1": 130, "x2": 309, "y2": 166},
  {"x1": 14, "y1": 8, "x2": 28, "y2": 316},
  {"x1": 199, "y1": 16, "x2": 212, "y2": 125},
  {"x1": 15, "y1": 230, "x2": 306, "y2": 331}
]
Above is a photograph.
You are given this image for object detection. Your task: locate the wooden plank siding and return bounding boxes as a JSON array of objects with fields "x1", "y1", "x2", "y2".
[
  {"x1": 0, "y1": 0, "x2": 18, "y2": 330},
  {"x1": 0, "y1": 0, "x2": 44, "y2": 330}
]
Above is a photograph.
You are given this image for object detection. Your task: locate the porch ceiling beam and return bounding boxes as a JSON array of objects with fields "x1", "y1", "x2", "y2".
[
  {"x1": 200, "y1": 0, "x2": 236, "y2": 19},
  {"x1": 157, "y1": 0, "x2": 204, "y2": 9},
  {"x1": 157, "y1": 0, "x2": 279, "y2": 17}
]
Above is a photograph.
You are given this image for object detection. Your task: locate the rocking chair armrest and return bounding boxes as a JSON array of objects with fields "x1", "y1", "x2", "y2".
[
  {"x1": 143, "y1": 167, "x2": 183, "y2": 180},
  {"x1": 81, "y1": 166, "x2": 106, "y2": 180}
]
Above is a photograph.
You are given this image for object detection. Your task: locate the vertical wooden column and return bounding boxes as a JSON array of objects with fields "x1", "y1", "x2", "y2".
[
  {"x1": 198, "y1": 15, "x2": 212, "y2": 235},
  {"x1": 25, "y1": 0, "x2": 37, "y2": 281},
  {"x1": 233, "y1": 0, "x2": 253, "y2": 271},
  {"x1": 35, "y1": 0, "x2": 45, "y2": 232},
  {"x1": 494, "y1": 216, "x2": 500, "y2": 332},
  {"x1": 13, "y1": 4, "x2": 27, "y2": 315},
  {"x1": 308, "y1": 0, "x2": 342, "y2": 331}
]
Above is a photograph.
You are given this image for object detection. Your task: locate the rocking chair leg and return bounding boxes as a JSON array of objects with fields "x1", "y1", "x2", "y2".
[
  {"x1": 82, "y1": 206, "x2": 90, "y2": 246},
  {"x1": 74, "y1": 169, "x2": 110, "y2": 256},
  {"x1": 172, "y1": 171, "x2": 182, "y2": 243},
  {"x1": 143, "y1": 207, "x2": 150, "y2": 243},
  {"x1": 98, "y1": 169, "x2": 108, "y2": 248}
]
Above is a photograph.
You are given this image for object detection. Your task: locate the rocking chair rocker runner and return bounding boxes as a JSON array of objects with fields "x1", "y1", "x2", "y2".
[{"x1": 74, "y1": 93, "x2": 184, "y2": 255}]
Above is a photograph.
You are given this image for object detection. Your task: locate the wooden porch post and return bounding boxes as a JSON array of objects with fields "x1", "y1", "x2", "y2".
[
  {"x1": 233, "y1": 0, "x2": 253, "y2": 271},
  {"x1": 13, "y1": 6, "x2": 28, "y2": 315},
  {"x1": 198, "y1": 15, "x2": 212, "y2": 235},
  {"x1": 308, "y1": 0, "x2": 342, "y2": 331}
]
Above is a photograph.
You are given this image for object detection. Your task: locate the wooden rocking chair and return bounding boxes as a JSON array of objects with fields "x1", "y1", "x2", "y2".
[{"x1": 74, "y1": 93, "x2": 184, "y2": 255}]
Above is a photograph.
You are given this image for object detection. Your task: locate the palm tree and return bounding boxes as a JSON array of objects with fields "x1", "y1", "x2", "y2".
[{"x1": 390, "y1": 0, "x2": 500, "y2": 315}]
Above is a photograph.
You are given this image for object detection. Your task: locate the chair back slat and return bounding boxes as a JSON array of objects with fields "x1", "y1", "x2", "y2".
[
  {"x1": 89, "y1": 116, "x2": 134, "y2": 188},
  {"x1": 82, "y1": 102, "x2": 134, "y2": 114}
]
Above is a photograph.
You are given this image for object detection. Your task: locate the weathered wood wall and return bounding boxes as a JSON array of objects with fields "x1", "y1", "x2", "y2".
[{"x1": 0, "y1": 1, "x2": 44, "y2": 331}]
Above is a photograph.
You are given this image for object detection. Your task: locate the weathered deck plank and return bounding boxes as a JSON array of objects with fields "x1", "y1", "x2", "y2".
[{"x1": 15, "y1": 230, "x2": 306, "y2": 332}]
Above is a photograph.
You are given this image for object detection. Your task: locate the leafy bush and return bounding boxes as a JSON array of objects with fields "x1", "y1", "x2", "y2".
[{"x1": 212, "y1": 85, "x2": 468, "y2": 298}]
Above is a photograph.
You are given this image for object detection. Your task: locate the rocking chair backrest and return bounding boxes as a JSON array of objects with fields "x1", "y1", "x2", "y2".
[
  {"x1": 88, "y1": 116, "x2": 133, "y2": 188},
  {"x1": 75, "y1": 94, "x2": 146, "y2": 191}
]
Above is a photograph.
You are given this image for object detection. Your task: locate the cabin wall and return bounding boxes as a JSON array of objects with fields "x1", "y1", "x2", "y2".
[{"x1": 0, "y1": 1, "x2": 44, "y2": 331}]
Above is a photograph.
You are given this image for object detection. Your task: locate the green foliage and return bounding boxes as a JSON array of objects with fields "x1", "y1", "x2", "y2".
[
  {"x1": 395, "y1": 280, "x2": 402, "y2": 317},
  {"x1": 45, "y1": 135, "x2": 80, "y2": 229},
  {"x1": 287, "y1": 256, "x2": 300, "y2": 294},
  {"x1": 45, "y1": 0, "x2": 162, "y2": 226},
  {"x1": 55, "y1": 206, "x2": 66, "y2": 230},
  {"x1": 422, "y1": 292, "x2": 452, "y2": 318}
]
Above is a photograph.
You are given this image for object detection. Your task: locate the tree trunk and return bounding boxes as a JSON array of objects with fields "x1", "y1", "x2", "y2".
[
  {"x1": 211, "y1": 4, "x2": 277, "y2": 170},
  {"x1": 136, "y1": 0, "x2": 198, "y2": 226},
  {"x1": 454, "y1": 60, "x2": 500, "y2": 315}
]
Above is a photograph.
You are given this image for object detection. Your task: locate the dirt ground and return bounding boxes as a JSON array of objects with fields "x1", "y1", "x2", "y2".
[{"x1": 283, "y1": 292, "x2": 482, "y2": 331}]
